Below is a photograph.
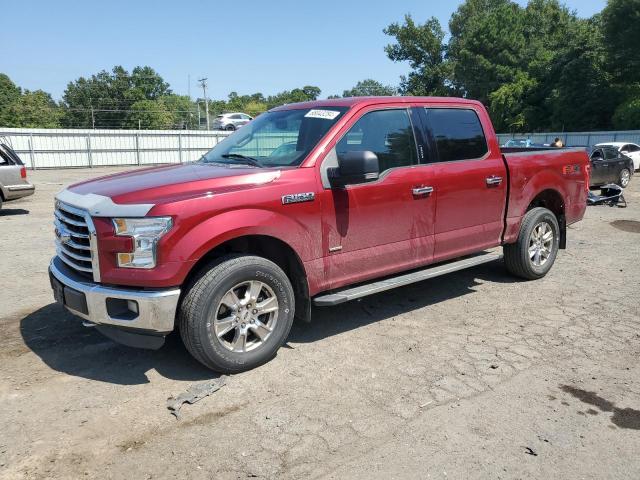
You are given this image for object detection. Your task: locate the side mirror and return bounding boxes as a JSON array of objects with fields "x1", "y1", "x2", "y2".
[{"x1": 332, "y1": 151, "x2": 379, "y2": 186}]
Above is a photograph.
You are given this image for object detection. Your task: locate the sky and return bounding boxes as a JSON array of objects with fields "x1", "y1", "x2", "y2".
[{"x1": 1, "y1": 0, "x2": 606, "y2": 101}]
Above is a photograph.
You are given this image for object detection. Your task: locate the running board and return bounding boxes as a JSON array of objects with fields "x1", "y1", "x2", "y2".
[{"x1": 313, "y1": 252, "x2": 503, "y2": 307}]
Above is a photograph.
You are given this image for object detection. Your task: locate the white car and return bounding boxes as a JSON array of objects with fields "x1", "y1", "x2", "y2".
[
  {"x1": 212, "y1": 113, "x2": 253, "y2": 131},
  {"x1": 595, "y1": 142, "x2": 640, "y2": 171}
]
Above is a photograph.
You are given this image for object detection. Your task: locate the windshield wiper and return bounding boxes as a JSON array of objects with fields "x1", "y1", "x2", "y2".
[{"x1": 220, "y1": 154, "x2": 263, "y2": 168}]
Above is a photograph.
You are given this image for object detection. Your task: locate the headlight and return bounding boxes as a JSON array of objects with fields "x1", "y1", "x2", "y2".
[{"x1": 112, "y1": 217, "x2": 173, "y2": 269}]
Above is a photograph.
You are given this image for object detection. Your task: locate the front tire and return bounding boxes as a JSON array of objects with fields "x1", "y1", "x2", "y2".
[
  {"x1": 179, "y1": 255, "x2": 295, "y2": 373},
  {"x1": 225, "y1": 124, "x2": 236, "y2": 131},
  {"x1": 504, "y1": 207, "x2": 560, "y2": 280}
]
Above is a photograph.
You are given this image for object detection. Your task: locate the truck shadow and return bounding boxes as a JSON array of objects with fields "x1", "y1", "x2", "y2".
[
  {"x1": 20, "y1": 260, "x2": 516, "y2": 385},
  {"x1": 290, "y1": 260, "x2": 519, "y2": 343},
  {"x1": 19, "y1": 304, "x2": 215, "y2": 385}
]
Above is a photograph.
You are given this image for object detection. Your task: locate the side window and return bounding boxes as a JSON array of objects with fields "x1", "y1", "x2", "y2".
[
  {"x1": 231, "y1": 114, "x2": 241, "y2": 119},
  {"x1": 625, "y1": 144, "x2": 639, "y2": 153},
  {"x1": 425, "y1": 108, "x2": 488, "y2": 162},
  {"x1": 336, "y1": 109, "x2": 417, "y2": 173},
  {"x1": 604, "y1": 148, "x2": 618, "y2": 160}
]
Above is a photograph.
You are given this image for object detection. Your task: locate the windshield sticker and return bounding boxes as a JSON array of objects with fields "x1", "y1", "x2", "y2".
[{"x1": 304, "y1": 109, "x2": 341, "y2": 120}]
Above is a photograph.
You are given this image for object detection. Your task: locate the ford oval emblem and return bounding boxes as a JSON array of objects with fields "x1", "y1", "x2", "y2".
[{"x1": 55, "y1": 225, "x2": 72, "y2": 245}]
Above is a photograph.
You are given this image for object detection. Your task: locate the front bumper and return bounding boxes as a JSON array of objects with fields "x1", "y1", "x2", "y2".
[{"x1": 49, "y1": 256, "x2": 180, "y2": 335}]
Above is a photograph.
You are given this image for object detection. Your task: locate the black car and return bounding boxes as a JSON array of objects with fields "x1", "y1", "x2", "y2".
[{"x1": 589, "y1": 146, "x2": 634, "y2": 188}]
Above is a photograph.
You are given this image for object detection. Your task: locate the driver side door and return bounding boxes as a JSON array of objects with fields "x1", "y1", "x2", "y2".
[{"x1": 318, "y1": 107, "x2": 435, "y2": 291}]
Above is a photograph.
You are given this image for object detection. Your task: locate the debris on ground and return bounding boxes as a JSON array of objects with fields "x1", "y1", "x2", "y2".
[
  {"x1": 524, "y1": 447, "x2": 538, "y2": 456},
  {"x1": 167, "y1": 376, "x2": 228, "y2": 418}
]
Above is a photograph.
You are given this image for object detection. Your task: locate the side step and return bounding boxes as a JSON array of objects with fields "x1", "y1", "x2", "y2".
[{"x1": 313, "y1": 251, "x2": 503, "y2": 307}]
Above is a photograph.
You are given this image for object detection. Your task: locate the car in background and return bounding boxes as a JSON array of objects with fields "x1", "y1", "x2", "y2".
[
  {"x1": 589, "y1": 146, "x2": 634, "y2": 188},
  {"x1": 502, "y1": 138, "x2": 534, "y2": 148},
  {"x1": 0, "y1": 143, "x2": 35, "y2": 209},
  {"x1": 595, "y1": 142, "x2": 640, "y2": 171},
  {"x1": 212, "y1": 113, "x2": 253, "y2": 131}
]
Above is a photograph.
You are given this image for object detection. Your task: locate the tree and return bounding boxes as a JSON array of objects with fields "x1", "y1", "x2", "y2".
[
  {"x1": 161, "y1": 94, "x2": 197, "y2": 129},
  {"x1": 384, "y1": 15, "x2": 454, "y2": 95},
  {"x1": 448, "y1": 0, "x2": 527, "y2": 105},
  {"x1": 342, "y1": 79, "x2": 396, "y2": 97},
  {"x1": 545, "y1": 16, "x2": 617, "y2": 131},
  {"x1": 266, "y1": 86, "x2": 322, "y2": 108},
  {"x1": 602, "y1": 0, "x2": 640, "y2": 84},
  {"x1": 613, "y1": 97, "x2": 640, "y2": 129},
  {"x1": 126, "y1": 100, "x2": 173, "y2": 129},
  {"x1": 0, "y1": 74, "x2": 21, "y2": 126},
  {"x1": 6, "y1": 90, "x2": 62, "y2": 128},
  {"x1": 61, "y1": 66, "x2": 172, "y2": 128}
]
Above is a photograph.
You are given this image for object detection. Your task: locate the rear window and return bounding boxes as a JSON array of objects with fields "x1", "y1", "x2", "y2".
[{"x1": 425, "y1": 108, "x2": 488, "y2": 162}]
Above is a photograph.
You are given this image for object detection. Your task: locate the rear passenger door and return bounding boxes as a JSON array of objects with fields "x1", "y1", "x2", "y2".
[
  {"x1": 419, "y1": 107, "x2": 507, "y2": 262},
  {"x1": 604, "y1": 147, "x2": 624, "y2": 182}
]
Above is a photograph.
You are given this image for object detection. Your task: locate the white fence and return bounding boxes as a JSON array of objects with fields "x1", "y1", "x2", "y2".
[
  {"x1": 0, "y1": 128, "x2": 232, "y2": 169},
  {"x1": 3, "y1": 127, "x2": 640, "y2": 170},
  {"x1": 497, "y1": 130, "x2": 640, "y2": 147}
]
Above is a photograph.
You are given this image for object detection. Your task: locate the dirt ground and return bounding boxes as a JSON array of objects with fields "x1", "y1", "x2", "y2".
[{"x1": 1, "y1": 166, "x2": 639, "y2": 479}]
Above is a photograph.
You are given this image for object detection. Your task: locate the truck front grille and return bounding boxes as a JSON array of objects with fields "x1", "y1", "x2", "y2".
[{"x1": 54, "y1": 201, "x2": 100, "y2": 281}]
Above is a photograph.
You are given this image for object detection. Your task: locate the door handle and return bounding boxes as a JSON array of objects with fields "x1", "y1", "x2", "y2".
[
  {"x1": 485, "y1": 175, "x2": 503, "y2": 186},
  {"x1": 412, "y1": 186, "x2": 434, "y2": 196}
]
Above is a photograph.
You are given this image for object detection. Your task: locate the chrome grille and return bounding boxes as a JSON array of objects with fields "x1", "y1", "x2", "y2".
[{"x1": 54, "y1": 201, "x2": 100, "y2": 281}]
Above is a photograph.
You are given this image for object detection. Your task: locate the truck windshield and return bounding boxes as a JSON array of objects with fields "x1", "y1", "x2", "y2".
[{"x1": 199, "y1": 107, "x2": 348, "y2": 168}]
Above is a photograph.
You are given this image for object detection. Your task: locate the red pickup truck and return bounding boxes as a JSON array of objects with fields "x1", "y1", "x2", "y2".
[{"x1": 50, "y1": 97, "x2": 589, "y2": 372}]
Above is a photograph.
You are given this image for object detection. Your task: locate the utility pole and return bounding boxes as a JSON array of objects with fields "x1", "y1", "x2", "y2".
[
  {"x1": 198, "y1": 77, "x2": 209, "y2": 130},
  {"x1": 91, "y1": 106, "x2": 95, "y2": 129}
]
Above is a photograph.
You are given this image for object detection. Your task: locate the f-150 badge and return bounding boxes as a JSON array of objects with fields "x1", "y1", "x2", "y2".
[{"x1": 282, "y1": 192, "x2": 315, "y2": 205}]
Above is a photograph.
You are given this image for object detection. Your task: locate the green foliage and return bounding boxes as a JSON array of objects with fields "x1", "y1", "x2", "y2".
[
  {"x1": 384, "y1": 15, "x2": 454, "y2": 95},
  {"x1": 0, "y1": 74, "x2": 21, "y2": 126},
  {"x1": 61, "y1": 65, "x2": 172, "y2": 128},
  {"x1": 602, "y1": 0, "x2": 640, "y2": 84},
  {"x1": 385, "y1": 0, "x2": 633, "y2": 132},
  {"x1": 125, "y1": 100, "x2": 173, "y2": 129},
  {"x1": 6, "y1": 90, "x2": 62, "y2": 128},
  {"x1": 613, "y1": 97, "x2": 640, "y2": 129},
  {"x1": 342, "y1": 79, "x2": 396, "y2": 97},
  {"x1": 161, "y1": 94, "x2": 198, "y2": 129}
]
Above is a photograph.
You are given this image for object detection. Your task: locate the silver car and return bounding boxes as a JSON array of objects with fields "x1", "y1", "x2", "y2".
[
  {"x1": 0, "y1": 143, "x2": 35, "y2": 209},
  {"x1": 212, "y1": 112, "x2": 253, "y2": 131}
]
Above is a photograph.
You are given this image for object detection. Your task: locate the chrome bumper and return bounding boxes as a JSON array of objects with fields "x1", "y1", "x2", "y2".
[
  {"x1": 5, "y1": 183, "x2": 35, "y2": 200},
  {"x1": 49, "y1": 256, "x2": 180, "y2": 334}
]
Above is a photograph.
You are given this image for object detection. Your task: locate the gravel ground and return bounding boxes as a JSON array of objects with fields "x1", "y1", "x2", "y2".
[{"x1": 1, "y1": 167, "x2": 639, "y2": 479}]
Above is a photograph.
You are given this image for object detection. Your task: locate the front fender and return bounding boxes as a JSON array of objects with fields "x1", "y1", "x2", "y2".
[{"x1": 170, "y1": 208, "x2": 318, "y2": 265}]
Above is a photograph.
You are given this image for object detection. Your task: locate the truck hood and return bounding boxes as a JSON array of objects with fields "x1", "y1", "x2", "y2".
[{"x1": 67, "y1": 163, "x2": 281, "y2": 208}]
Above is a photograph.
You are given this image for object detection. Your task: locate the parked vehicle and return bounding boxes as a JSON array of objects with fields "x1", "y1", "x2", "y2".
[
  {"x1": 502, "y1": 138, "x2": 534, "y2": 148},
  {"x1": 589, "y1": 146, "x2": 634, "y2": 188},
  {"x1": 595, "y1": 142, "x2": 640, "y2": 171},
  {"x1": 212, "y1": 112, "x2": 253, "y2": 131},
  {"x1": 0, "y1": 143, "x2": 35, "y2": 209},
  {"x1": 49, "y1": 97, "x2": 590, "y2": 373}
]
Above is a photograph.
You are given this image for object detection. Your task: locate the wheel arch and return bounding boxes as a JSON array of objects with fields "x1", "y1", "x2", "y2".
[
  {"x1": 525, "y1": 189, "x2": 566, "y2": 249},
  {"x1": 182, "y1": 234, "x2": 311, "y2": 323}
]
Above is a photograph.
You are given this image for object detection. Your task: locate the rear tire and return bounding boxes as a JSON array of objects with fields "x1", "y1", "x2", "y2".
[
  {"x1": 618, "y1": 168, "x2": 631, "y2": 188},
  {"x1": 225, "y1": 124, "x2": 236, "y2": 131},
  {"x1": 179, "y1": 255, "x2": 295, "y2": 373},
  {"x1": 504, "y1": 207, "x2": 560, "y2": 280}
]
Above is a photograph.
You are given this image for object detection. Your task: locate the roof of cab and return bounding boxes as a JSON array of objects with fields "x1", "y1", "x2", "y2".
[{"x1": 270, "y1": 96, "x2": 483, "y2": 111}]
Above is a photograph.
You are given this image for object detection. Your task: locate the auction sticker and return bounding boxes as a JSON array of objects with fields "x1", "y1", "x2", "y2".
[{"x1": 305, "y1": 109, "x2": 341, "y2": 120}]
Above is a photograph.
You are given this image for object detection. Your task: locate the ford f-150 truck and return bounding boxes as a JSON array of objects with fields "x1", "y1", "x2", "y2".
[{"x1": 49, "y1": 97, "x2": 590, "y2": 373}]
